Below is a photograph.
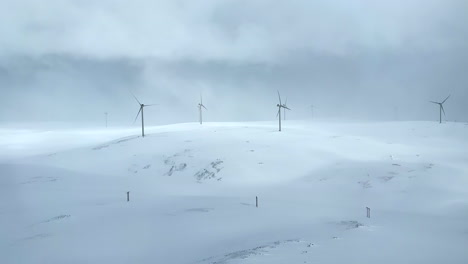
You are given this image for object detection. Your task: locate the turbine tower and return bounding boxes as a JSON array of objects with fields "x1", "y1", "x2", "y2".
[
  {"x1": 132, "y1": 94, "x2": 156, "y2": 137},
  {"x1": 430, "y1": 95, "x2": 450, "y2": 124},
  {"x1": 105, "y1": 112, "x2": 108, "y2": 128},
  {"x1": 276, "y1": 91, "x2": 290, "y2": 131},
  {"x1": 198, "y1": 94, "x2": 207, "y2": 124}
]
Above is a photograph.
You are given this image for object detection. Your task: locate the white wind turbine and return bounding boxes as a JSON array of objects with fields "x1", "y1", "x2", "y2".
[
  {"x1": 132, "y1": 93, "x2": 157, "y2": 137},
  {"x1": 276, "y1": 91, "x2": 290, "y2": 131},
  {"x1": 430, "y1": 95, "x2": 450, "y2": 124},
  {"x1": 198, "y1": 94, "x2": 207, "y2": 124}
]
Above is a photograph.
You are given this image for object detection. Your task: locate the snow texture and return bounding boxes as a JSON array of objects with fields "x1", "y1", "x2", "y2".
[{"x1": 1, "y1": 121, "x2": 468, "y2": 264}]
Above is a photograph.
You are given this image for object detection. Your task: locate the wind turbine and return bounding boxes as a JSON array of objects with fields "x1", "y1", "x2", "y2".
[
  {"x1": 198, "y1": 94, "x2": 207, "y2": 124},
  {"x1": 105, "y1": 112, "x2": 108, "y2": 128},
  {"x1": 430, "y1": 95, "x2": 450, "y2": 124},
  {"x1": 132, "y1": 94, "x2": 156, "y2": 137},
  {"x1": 276, "y1": 91, "x2": 290, "y2": 131}
]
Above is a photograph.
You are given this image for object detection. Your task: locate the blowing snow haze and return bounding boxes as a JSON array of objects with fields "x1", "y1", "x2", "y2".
[
  {"x1": 2, "y1": 2, "x2": 468, "y2": 264},
  {"x1": 1, "y1": 0, "x2": 468, "y2": 125}
]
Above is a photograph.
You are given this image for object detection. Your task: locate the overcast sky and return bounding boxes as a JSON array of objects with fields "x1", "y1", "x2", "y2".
[{"x1": 1, "y1": 0, "x2": 467, "y2": 126}]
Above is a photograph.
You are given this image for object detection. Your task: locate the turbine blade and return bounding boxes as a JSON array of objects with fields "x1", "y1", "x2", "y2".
[
  {"x1": 284, "y1": 106, "x2": 291, "y2": 110},
  {"x1": 145, "y1": 104, "x2": 158, "y2": 107},
  {"x1": 276, "y1": 108, "x2": 280, "y2": 118},
  {"x1": 442, "y1": 95, "x2": 450, "y2": 104},
  {"x1": 441, "y1": 105, "x2": 446, "y2": 116},
  {"x1": 131, "y1": 92, "x2": 142, "y2": 105},
  {"x1": 200, "y1": 94, "x2": 203, "y2": 105},
  {"x1": 133, "y1": 107, "x2": 142, "y2": 123},
  {"x1": 429, "y1": 101, "x2": 439, "y2": 104},
  {"x1": 202, "y1": 104, "x2": 207, "y2": 110},
  {"x1": 277, "y1": 91, "x2": 282, "y2": 105}
]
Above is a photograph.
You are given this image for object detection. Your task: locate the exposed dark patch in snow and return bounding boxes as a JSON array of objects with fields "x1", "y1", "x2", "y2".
[
  {"x1": 358, "y1": 180, "x2": 372, "y2": 188},
  {"x1": 195, "y1": 169, "x2": 216, "y2": 181},
  {"x1": 163, "y1": 149, "x2": 191, "y2": 176},
  {"x1": 42, "y1": 214, "x2": 71, "y2": 223},
  {"x1": 93, "y1": 144, "x2": 109, "y2": 150},
  {"x1": 23, "y1": 233, "x2": 52, "y2": 241},
  {"x1": 20, "y1": 176, "x2": 58, "y2": 184},
  {"x1": 165, "y1": 163, "x2": 187, "y2": 176},
  {"x1": 424, "y1": 163, "x2": 434, "y2": 169},
  {"x1": 211, "y1": 160, "x2": 223, "y2": 172},
  {"x1": 336, "y1": 220, "x2": 364, "y2": 230},
  {"x1": 93, "y1": 136, "x2": 139, "y2": 150},
  {"x1": 195, "y1": 160, "x2": 224, "y2": 182},
  {"x1": 200, "y1": 239, "x2": 301, "y2": 264},
  {"x1": 380, "y1": 175, "x2": 394, "y2": 182}
]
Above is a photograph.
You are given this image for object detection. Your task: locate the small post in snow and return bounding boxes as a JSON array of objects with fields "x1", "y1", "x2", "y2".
[
  {"x1": 127, "y1": 191, "x2": 130, "y2": 202},
  {"x1": 366, "y1": 207, "x2": 370, "y2": 218},
  {"x1": 256, "y1": 196, "x2": 258, "y2": 208}
]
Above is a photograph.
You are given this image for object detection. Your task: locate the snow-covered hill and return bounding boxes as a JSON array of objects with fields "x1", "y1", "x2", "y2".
[{"x1": 1, "y1": 121, "x2": 468, "y2": 264}]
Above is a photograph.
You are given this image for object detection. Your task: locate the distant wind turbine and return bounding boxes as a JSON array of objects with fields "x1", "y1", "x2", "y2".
[
  {"x1": 132, "y1": 93, "x2": 157, "y2": 137},
  {"x1": 430, "y1": 95, "x2": 450, "y2": 124},
  {"x1": 105, "y1": 112, "x2": 108, "y2": 128},
  {"x1": 198, "y1": 94, "x2": 207, "y2": 124},
  {"x1": 276, "y1": 91, "x2": 290, "y2": 131}
]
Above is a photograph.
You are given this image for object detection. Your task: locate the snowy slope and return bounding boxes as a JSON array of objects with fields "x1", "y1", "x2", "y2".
[{"x1": 1, "y1": 121, "x2": 468, "y2": 264}]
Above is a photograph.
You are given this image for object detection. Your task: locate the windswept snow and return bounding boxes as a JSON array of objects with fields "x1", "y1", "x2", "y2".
[{"x1": 1, "y1": 121, "x2": 468, "y2": 264}]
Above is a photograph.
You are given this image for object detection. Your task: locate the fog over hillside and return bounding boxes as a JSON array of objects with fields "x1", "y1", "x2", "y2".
[
  {"x1": 1, "y1": 0, "x2": 467, "y2": 125},
  {"x1": 1, "y1": 2, "x2": 468, "y2": 263}
]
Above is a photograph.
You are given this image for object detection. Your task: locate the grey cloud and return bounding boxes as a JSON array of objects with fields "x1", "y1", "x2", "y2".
[
  {"x1": 2, "y1": 0, "x2": 466, "y2": 60},
  {"x1": 0, "y1": 0, "x2": 467, "y2": 125}
]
